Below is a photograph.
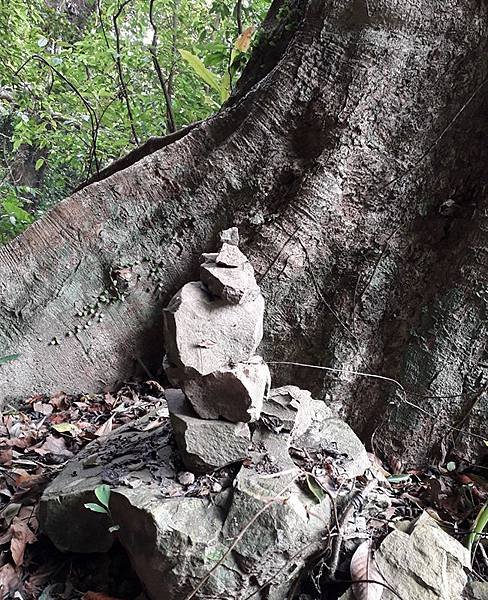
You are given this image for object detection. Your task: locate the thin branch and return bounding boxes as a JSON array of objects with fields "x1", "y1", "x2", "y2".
[
  {"x1": 113, "y1": 0, "x2": 139, "y2": 145},
  {"x1": 236, "y1": 0, "x2": 243, "y2": 34},
  {"x1": 13, "y1": 55, "x2": 100, "y2": 173},
  {"x1": 148, "y1": 0, "x2": 176, "y2": 133}
]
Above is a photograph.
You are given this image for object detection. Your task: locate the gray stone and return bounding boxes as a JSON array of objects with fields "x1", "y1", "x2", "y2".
[
  {"x1": 375, "y1": 512, "x2": 471, "y2": 600},
  {"x1": 163, "y1": 281, "x2": 264, "y2": 376},
  {"x1": 260, "y1": 385, "x2": 306, "y2": 433},
  {"x1": 166, "y1": 389, "x2": 251, "y2": 473},
  {"x1": 222, "y1": 464, "x2": 330, "y2": 597},
  {"x1": 183, "y1": 356, "x2": 270, "y2": 423},
  {"x1": 465, "y1": 582, "x2": 488, "y2": 600},
  {"x1": 200, "y1": 258, "x2": 260, "y2": 305},
  {"x1": 290, "y1": 391, "x2": 369, "y2": 479},
  {"x1": 215, "y1": 243, "x2": 248, "y2": 267},
  {"x1": 219, "y1": 226, "x2": 239, "y2": 246}
]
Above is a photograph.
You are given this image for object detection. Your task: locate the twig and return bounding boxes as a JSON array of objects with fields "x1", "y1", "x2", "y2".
[
  {"x1": 113, "y1": 0, "x2": 139, "y2": 145},
  {"x1": 236, "y1": 0, "x2": 243, "y2": 35},
  {"x1": 266, "y1": 360, "x2": 488, "y2": 442},
  {"x1": 148, "y1": 0, "x2": 176, "y2": 133},
  {"x1": 327, "y1": 478, "x2": 377, "y2": 580}
]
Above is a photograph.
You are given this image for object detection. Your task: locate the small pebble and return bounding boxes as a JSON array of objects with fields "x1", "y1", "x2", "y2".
[
  {"x1": 212, "y1": 482, "x2": 223, "y2": 493},
  {"x1": 178, "y1": 471, "x2": 195, "y2": 486}
]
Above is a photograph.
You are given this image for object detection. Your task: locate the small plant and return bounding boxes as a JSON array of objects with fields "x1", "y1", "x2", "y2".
[
  {"x1": 84, "y1": 484, "x2": 119, "y2": 533},
  {"x1": 179, "y1": 26, "x2": 256, "y2": 103},
  {"x1": 467, "y1": 500, "x2": 488, "y2": 561}
]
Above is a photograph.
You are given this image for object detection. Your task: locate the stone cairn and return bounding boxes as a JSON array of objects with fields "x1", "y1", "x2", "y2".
[
  {"x1": 162, "y1": 227, "x2": 271, "y2": 473},
  {"x1": 39, "y1": 227, "x2": 371, "y2": 600}
]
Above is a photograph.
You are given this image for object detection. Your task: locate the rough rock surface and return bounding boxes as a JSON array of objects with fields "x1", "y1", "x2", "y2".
[
  {"x1": 167, "y1": 389, "x2": 251, "y2": 473},
  {"x1": 340, "y1": 512, "x2": 471, "y2": 600},
  {"x1": 291, "y1": 389, "x2": 370, "y2": 479},
  {"x1": 375, "y1": 512, "x2": 470, "y2": 600},
  {"x1": 183, "y1": 356, "x2": 270, "y2": 423},
  {"x1": 465, "y1": 582, "x2": 488, "y2": 600},
  {"x1": 163, "y1": 281, "x2": 264, "y2": 376},
  {"x1": 40, "y1": 405, "x2": 332, "y2": 600},
  {"x1": 200, "y1": 252, "x2": 260, "y2": 304}
]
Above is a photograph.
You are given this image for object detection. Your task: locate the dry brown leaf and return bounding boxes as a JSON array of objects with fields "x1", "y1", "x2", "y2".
[
  {"x1": 33, "y1": 434, "x2": 73, "y2": 458},
  {"x1": 49, "y1": 391, "x2": 67, "y2": 409},
  {"x1": 0, "y1": 563, "x2": 20, "y2": 599},
  {"x1": 0, "y1": 449, "x2": 12, "y2": 467},
  {"x1": 235, "y1": 26, "x2": 255, "y2": 53},
  {"x1": 95, "y1": 416, "x2": 113, "y2": 437},
  {"x1": 10, "y1": 517, "x2": 37, "y2": 566},
  {"x1": 350, "y1": 540, "x2": 385, "y2": 600}
]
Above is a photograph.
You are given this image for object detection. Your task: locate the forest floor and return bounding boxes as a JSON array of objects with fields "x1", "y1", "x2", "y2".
[{"x1": 0, "y1": 382, "x2": 487, "y2": 600}]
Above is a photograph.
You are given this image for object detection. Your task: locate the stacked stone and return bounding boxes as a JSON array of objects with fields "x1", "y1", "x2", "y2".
[{"x1": 163, "y1": 228, "x2": 271, "y2": 473}]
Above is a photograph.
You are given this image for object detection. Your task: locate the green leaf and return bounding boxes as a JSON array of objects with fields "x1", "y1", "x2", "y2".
[
  {"x1": 467, "y1": 500, "x2": 488, "y2": 555},
  {"x1": 35, "y1": 158, "x2": 45, "y2": 171},
  {"x1": 84, "y1": 503, "x2": 108, "y2": 514},
  {"x1": 179, "y1": 49, "x2": 220, "y2": 93},
  {"x1": 220, "y1": 71, "x2": 231, "y2": 103},
  {"x1": 94, "y1": 484, "x2": 111, "y2": 508},
  {"x1": 306, "y1": 475, "x2": 326, "y2": 503},
  {"x1": 51, "y1": 422, "x2": 79, "y2": 434},
  {"x1": 0, "y1": 354, "x2": 20, "y2": 365},
  {"x1": 387, "y1": 474, "x2": 411, "y2": 483}
]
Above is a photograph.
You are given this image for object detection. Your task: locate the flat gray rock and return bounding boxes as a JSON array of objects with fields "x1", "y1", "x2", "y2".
[
  {"x1": 261, "y1": 385, "x2": 307, "y2": 433},
  {"x1": 375, "y1": 512, "x2": 470, "y2": 600},
  {"x1": 183, "y1": 356, "x2": 270, "y2": 423},
  {"x1": 167, "y1": 389, "x2": 251, "y2": 473},
  {"x1": 290, "y1": 391, "x2": 370, "y2": 479},
  {"x1": 163, "y1": 281, "x2": 264, "y2": 375}
]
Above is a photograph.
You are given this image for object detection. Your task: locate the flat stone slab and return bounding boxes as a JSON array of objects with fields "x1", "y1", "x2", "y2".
[
  {"x1": 163, "y1": 281, "x2": 264, "y2": 376},
  {"x1": 183, "y1": 356, "x2": 270, "y2": 423},
  {"x1": 167, "y1": 389, "x2": 251, "y2": 473}
]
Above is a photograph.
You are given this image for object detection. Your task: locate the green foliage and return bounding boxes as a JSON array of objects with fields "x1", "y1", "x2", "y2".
[
  {"x1": 467, "y1": 500, "x2": 488, "y2": 558},
  {"x1": 0, "y1": 0, "x2": 270, "y2": 243},
  {"x1": 84, "y1": 484, "x2": 120, "y2": 532}
]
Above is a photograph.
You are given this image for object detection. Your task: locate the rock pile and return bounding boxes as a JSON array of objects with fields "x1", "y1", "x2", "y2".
[
  {"x1": 163, "y1": 228, "x2": 270, "y2": 471},
  {"x1": 39, "y1": 228, "x2": 372, "y2": 600}
]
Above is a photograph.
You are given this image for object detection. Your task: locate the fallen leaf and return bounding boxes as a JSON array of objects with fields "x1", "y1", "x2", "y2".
[
  {"x1": 95, "y1": 416, "x2": 113, "y2": 437},
  {"x1": 350, "y1": 540, "x2": 385, "y2": 600},
  {"x1": 49, "y1": 392, "x2": 67, "y2": 409},
  {"x1": 0, "y1": 563, "x2": 20, "y2": 599},
  {"x1": 32, "y1": 402, "x2": 53, "y2": 417},
  {"x1": 51, "y1": 422, "x2": 80, "y2": 435},
  {"x1": 10, "y1": 517, "x2": 37, "y2": 566},
  {"x1": 0, "y1": 449, "x2": 12, "y2": 467},
  {"x1": 33, "y1": 435, "x2": 73, "y2": 458}
]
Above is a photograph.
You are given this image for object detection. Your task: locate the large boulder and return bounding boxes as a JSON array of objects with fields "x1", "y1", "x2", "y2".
[
  {"x1": 183, "y1": 356, "x2": 271, "y2": 423},
  {"x1": 167, "y1": 389, "x2": 251, "y2": 473},
  {"x1": 40, "y1": 406, "x2": 332, "y2": 600},
  {"x1": 163, "y1": 281, "x2": 264, "y2": 376}
]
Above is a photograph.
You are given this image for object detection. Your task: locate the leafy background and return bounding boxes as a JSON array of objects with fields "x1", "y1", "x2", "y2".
[{"x1": 0, "y1": 0, "x2": 270, "y2": 243}]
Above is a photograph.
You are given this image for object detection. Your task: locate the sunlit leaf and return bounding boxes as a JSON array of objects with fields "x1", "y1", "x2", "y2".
[
  {"x1": 179, "y1": 49, "x2": 220, "y2": 93},
  {"x1": 94, "y1": 484, "x2": 111, "y2": 508},
  {"x1": 84, "y1": 503, "x2": 108, "y2": 514}
]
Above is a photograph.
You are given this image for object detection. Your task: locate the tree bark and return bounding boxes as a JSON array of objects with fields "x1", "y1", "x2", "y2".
[{"x1": 1, "y1": 0, "x2": 487, "y2": 468}]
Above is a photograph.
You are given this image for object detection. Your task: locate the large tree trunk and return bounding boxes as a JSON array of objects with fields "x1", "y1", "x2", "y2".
[{"x1": 1, "y1": 0, "x2": 487, "y2": 467}]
